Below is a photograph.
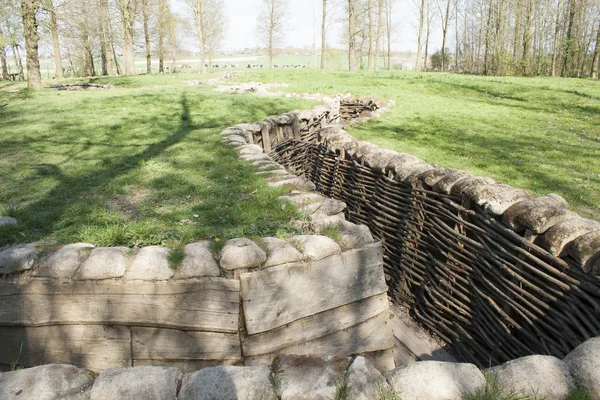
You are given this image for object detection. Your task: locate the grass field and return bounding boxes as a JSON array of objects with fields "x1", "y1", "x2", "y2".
[{"x1": 1, "y1": 69, "x2": 599, "y2": 248}]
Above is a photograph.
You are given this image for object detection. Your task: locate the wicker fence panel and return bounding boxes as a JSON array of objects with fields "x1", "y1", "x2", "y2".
[{"x1": 271, "y1": 137, "x2": 600, "y2": 368}]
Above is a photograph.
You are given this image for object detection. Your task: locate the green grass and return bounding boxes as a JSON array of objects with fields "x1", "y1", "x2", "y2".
[
  {"x1": 232, "y1": 70, "x2": 600, "y2": 221},
  {"x1": 0, "y1": 74, "x2": 313, "y2": 248},
  {"x1": 2, "y1": 69, "x2": 599, "y2": 248}
]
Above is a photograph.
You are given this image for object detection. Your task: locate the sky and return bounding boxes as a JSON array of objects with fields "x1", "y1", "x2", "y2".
[{"x1": 173, "y1": 0, "x2": 443, "y2": 53}]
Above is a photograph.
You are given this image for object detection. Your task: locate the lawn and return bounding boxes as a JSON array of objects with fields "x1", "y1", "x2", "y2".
[
  {"x1": 0, "y1": 75, "x2": 315, "y2": 248},
  {"x1": 1, "y1": 70, "x2": 599, "y2": 249},
  {"x1": 233, "y1": 70, "x2": 600, "y2": 221}
]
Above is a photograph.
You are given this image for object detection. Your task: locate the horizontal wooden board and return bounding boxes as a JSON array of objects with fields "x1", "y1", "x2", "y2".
[
  {"x1": 0, "y1": 325, "x2": 131, "y2": 372},
  {"x1": 244, "y1": 311, "x2": 394, "y2": 366},
  {"x1": 241, "y1": 243, "x2": 387, "y2": 335},
  {"x1": 133, "y1": 359, "x2": 242, "y2": 374},
  {"x1": 132, "y1": 327, "x2": 242, "y2": 361},
  {"x1": 0, "y1": 280, "x2": 239, "y2": 333},
  {"x1": 243, "y1": 293, "x2": 389, "y2": 356}
]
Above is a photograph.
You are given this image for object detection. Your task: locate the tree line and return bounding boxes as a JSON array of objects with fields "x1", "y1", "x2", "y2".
[{"x1": 2, "y1": 0, "x2": 599, "y2": 89}]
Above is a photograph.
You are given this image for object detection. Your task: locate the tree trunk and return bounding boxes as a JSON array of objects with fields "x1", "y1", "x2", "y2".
[
  {"x1": 374, "y1": 0, "x2": 384, "y2": 70},
  {"x1": 440, "y1": 0, "x2": 451, "y2": 71},
  {"x1": 415, "y1": 0, "x2": 425, "y2": 71},
  {"x1": 158, "y1": 0, "x2": 167, "y2": 74},
  {"x1": 98, "y1": 0, "x2": 112, "y2": 76},
  {"x1": 321, "y1": 0, "x2": 327, "y2": 69},
  {"x1": 521, "y1": 0, "x2": 532, "y2": 75},
  {"x1": 367, "y1": 0, "x2": 373, "y2": 70},
  {"x1": 483, "y1": 0, "x2": 494, "y2": 75},
  {"x1": 13, "y1": 44, "x2": 24, "y2": 79},
  {"x1": 268, "y1": 2, "x2": 274, "y2": 69},
  {"x1": 0, "y1": 24, "x2": 9, "y2": 79},
  {"x1": 592, "y1": 19, "x2": 600, "y2": 78},
  {"x1": 196, "y1": 0, "x2": 207, "y2": 73},
  {"x1": 20, "y1": 0, "x2": 42, "y2": 88},
  {"x1": 46, "y1": 0, "x2": 63, "y2": 79},
  {"x1": 142, "y1": 0, "x2": 152, "y2": 74},
  {"x1": 562, "y1": 0, "x2": 575, "y2": 77},
  {"x1": 348, "y1": 0, "x2": 356, "y2": 72},
  {"x1": 386, "y1": 0, "x2": 392, "y2": 70},
  {"x1": 118, "y1": 0, "x2": 135, "y2": 75},
  {"x1": 551, "y1": 0, "x2": 562, "y2": 77}
]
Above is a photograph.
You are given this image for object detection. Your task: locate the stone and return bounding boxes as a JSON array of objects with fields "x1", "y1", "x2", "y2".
[
  {"x1": 318, "y1": 199, "x2": 347, "y2": 216},
  {"x1": 261, "y1": 237, "x2": 303, "y2": 268},
  {"x1": 240, "y1": 153, "x2": 271, "y2": 162},
  {"x1": 33, "y1": 243, "x2": 95, "y2": 279},
  {"x1": 89, "y1": 366, "x2": 182, "y2": 400},
  {"x1": 464, "y1": 184, "x2": 515, "y2": 206},
  {"x1": 0, "y1": 244, "x2": 39, "y2": 275},
  {"x1": 310, "y1": 212, "x2": 346, "y2": 230},
  {"x1": 291, "y1": 235, "x2": 342, "y2": 261},
  {"x1": 126, "y1": 246, "x2": 173, "y2": 280},
  {"x1": 502, "y1": 194, "x2": 569, "y2": 232},
  {"x1": 174, "y1": 241, "x2": 220, "y2": 279},
  {"x1": 279, "y1": 193, "x2": 325, "y2": 207},
  {"x1": 540, "y1": 217, "x2": 600, "y2": 256},
  {"x1": 483, "y1": 188, "x2": 533, "y2": 216},
  {"x1": 337, "y1": 223, "x2": 374, "y2": 251},
  {"x1": 268, "y1": 177, "x2": 317, "y2": 191},
  {"x1": 75, "y1": 247, "x2": 129, "y2": 280},
  {"x1": 419, "y1": 168, "x2": 460, "y2": 188},
  {"x1": 568, "y1": 231, "x2": 600, "y2": 273},
  {"x1": 256, "y1": 169, "x2": 290, "y2": 176},
  {"x1": 179, "y1": 365, "x2": 277, "y2": 400},
  {"x1": 345, "y1": 356, "x2": 390, "y2": 400},
  {"x1": 363, "y1": 149, "x2": 401, "y2": 171},
  {"x1": 564, "y1": 337, "x2": 600, "y2": 399},
  {"x1": 387, "y1": 153, "x2": 423, "y2": 173},
  {"x1": 236, "y1": 144, "x2": 264, "y2": 155},
  {"x1": 272, "y1": 355, "x2": 350, "y2": 400},
  {"x1": 220, "y1": 238, "x2": 267, "y2": 270},
  {"x1": 0, "y1": 216, "x2": 18, "y2": 227},
  {"x1": 450, "y1": 176, "x2": 496, "y2": 196},
  {"x1": 0, "y1": 364, "x2": 92, "y2": 400},
  {"x1": 385, "y1": 361, "x2": 485, "y2": 400},
  {"x1": 432, "y1": 172, "x2": 472, "y2": 194},
  {"x1": 486, "y1": 355, "x2": 573, "y2": 400},
  {"x1": 398, "y1": 163, "x2": 434, "y2": 183}
]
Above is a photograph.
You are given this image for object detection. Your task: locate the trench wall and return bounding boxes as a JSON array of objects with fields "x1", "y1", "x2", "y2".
[{"x1": 232, "y1": 97, "x2": 600, "y2": 367}]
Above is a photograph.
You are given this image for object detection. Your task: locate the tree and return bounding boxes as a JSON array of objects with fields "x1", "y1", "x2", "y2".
[
  {"x1": 321, "y1": 0, "x2": 327, "y2": 69},
  {"x1": 117, "y1": 0, "x2": 135, "y2": 75},
  {"x1": 415, "y1": 0, "x2": 425, "y2": 70},
  {"x1": 348, "y1": 0, "x2": 357, "y2": 71},
  {"x1": 43, "y1": 0, "x2": 63, "y2": 78},
  {"x1": 592, "y1": 18, "x2": 600, "y2": 78},
  {"x1": 437, "y1": 0, "x2": 452, "y2": 70},
  {"x1": 20, "y1": 0, "x2": 42, "y2": 88},
  {"x1": 141, "y1": 0, "x2": 153, "y2": 74},
  {"x1": 257, "y1": 0, "x2": 287, "y2": 69}
]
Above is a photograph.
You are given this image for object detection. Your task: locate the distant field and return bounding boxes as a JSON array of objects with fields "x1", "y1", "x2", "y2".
[{"x1": 1, "y1": 69, "x2": 598, "y2": 249}]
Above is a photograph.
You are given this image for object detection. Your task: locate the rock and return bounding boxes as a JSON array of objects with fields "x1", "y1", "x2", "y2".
[
  {"x1": 240, "y1": 153, "x2": 271, "y2": 162},
  {"x1": 419, "y1": 168, "x2": 459, "y2": 188},
  {"x1": 174, "y1": 241, "x2": 220, "y2": 279},
  {"x1": 236, "y1": 144, "x2": 264, "y2": 155},
  {"x1": 90, "y1": 366, "x2": 182, "y2": 400},
  {"x1": 126, "y1": 246, "x2": 173, "y2": 280},
  {"x1": 0, "y1": 364, "x2": 92, "y2": 400},
  {"x1": 33, "y1": 243, "x2": 95, "y2": 279},
  {"x1": 362, "y1": 149, "x2": 401, "y2": 171},
  {"x1": 385, "y1": 361, "x2": 485, "y2": 400},
  {"x1": 337, "y1": 223, "x2": 374, "y2": 251},
  {"x1": 345, "y1": 356, "x2": 390, "y2": 400},
  {"x1": 279, "y1": 193, "x2": 325, "y2": 207},
  {"x1": 0, "y1": 216, "x2": 18, "y2": 227},
  {"x1": 220, "y1": 238, "x2": 267, "y2": 270},
  {"x1": 387, "y1": 153, "x2": 423, "y2": 173},
  {"x1": 318, "y1": 199, "x2": 347, "y2": 216},
  {"x1": 487, "y1": 355, "x2": 573, "y2": 400},
  {"x1": 310, "y1": 212, "x2": 346, "y2": 230},
  {"x1": 268, "y1": 177, "x2": 317, "y2": 191},
  {"x1": 0, "y1": 244, "x2": 39, "y2": 275},
  {"x1": 568, "y1": 231, "x2": 600, "y2": 273},
  {"x1": 75, "y1": 247, "x2": 128, "y2": 280},
  {"x1": 291, "y1": 235, "x2": 342, "y2": 261},
  {"x1": 483, "y1": 188, "x2": 533, "y2": 216},
  {"x1": 262, "y1": 237, "x2": 303, "y2": 268},
  {"x1": 432, "y1": 172, "x2": 472, "y2": 194},
  {"x1": 272, "y1": 355, "x2": 350, "y2": 400},
  {"x1": 564, "y1": 337, "x2": 600, "y2": 399},
  {"x1": 464, "y1": 184, "x2": 515, "y2": 206},
  {"x1": 502, "y1": 194, "x2": 569, "y2": 233},
  {"x1": 450, "y1": 176, "x2": 496, "y2": 196},
  {"x1": 398, "y1": 163, "x2": 434, "y2": 183},
  {"x1": 540, "y1": 217, "x2": 600, "y2": 256},
  {"x1": 179, "y1": 365, "x2": 277, "y2": 400}
]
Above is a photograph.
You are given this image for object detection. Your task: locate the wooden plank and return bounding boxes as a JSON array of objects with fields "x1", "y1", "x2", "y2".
[
  {"x1": 0, "y1": 280, "x2": 240, "y2": 333},
  {"x1": 244, "y1": 311, "x2": 394, "y2": 366},
  {"x1": 241, "y1": 244, "x2": 387, "y2": 335},
  {"x1": 393, "y1": 338, "x2": 417, "y2": 367},
  {"x1": 388, "y1": 304, "x2": 456, "y2": 362},
  {"x1": 0, "y1": 325, "x2": 131, "y2": 372},
  {"x1": 133, "y1": 359, "x2": 241, "y2": 374},
  {"x1": 261, "y1": 122, "x2": 271, "y2": 153},
  {"x1": 132, "y1": 327, "x2": 242, "y2": 361},
  {"x1": 243, "y1": 293, "x2": 389, "y2": 357}
]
